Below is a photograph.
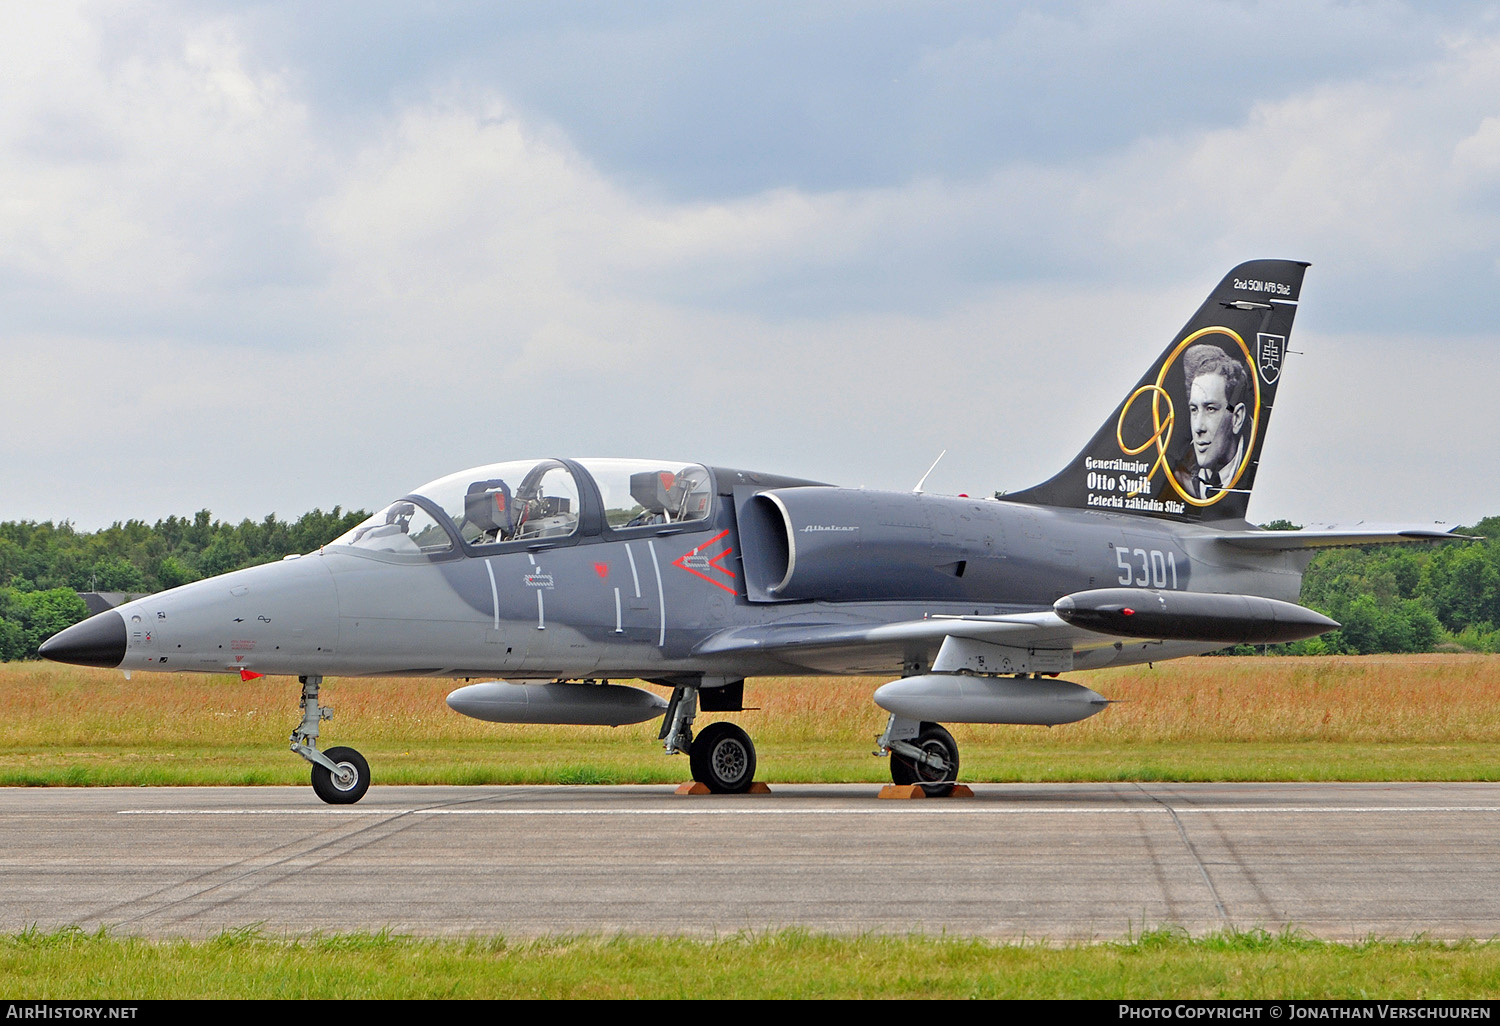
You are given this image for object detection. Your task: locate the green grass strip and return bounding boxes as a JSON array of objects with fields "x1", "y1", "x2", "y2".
[
  {"x1": 4, "y1": 926, "x2": 1500, "y2": 999},
  {"x1": 2, "y1": 739, "x2": 1499, "y2": 787}
]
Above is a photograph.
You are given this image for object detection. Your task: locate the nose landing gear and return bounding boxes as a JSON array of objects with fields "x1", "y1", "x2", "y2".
[{"x1": 291, "y1": 675, "x2": 371, "y2": 805}]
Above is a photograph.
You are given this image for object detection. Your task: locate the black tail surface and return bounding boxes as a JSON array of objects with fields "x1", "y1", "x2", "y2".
[{"x1": 1003, "y1": 259, "x2": 1309, "y2": 523}]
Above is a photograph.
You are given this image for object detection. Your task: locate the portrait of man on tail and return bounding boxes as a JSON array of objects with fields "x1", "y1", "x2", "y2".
[{"x1": 1173, "y1": 343, "x2": 1251, "y2": 500}]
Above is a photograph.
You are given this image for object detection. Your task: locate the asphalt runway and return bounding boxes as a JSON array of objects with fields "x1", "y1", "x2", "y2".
[{"x1": 3, "y1": 782, "x2": 1499, "y2": 942}]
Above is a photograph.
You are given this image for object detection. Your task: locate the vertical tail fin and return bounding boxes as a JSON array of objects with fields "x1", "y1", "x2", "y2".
[{"x1": 1003, "y1": 259, "x2": 1308, "y2": 523}]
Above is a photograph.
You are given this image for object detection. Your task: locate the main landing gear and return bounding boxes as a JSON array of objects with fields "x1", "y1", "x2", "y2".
[
  {"x1": 690, "y1": 722, "x2": 757, "y2": 794},
  {"x1": 879, "y1": 716, "x2": 960, "y2": 797},
  {"x1": 660, "y1": 683, "x2": 759, "y2": 794},
  {"x1": 292, "y1": 675, "x2": 371, "y2": 805}
]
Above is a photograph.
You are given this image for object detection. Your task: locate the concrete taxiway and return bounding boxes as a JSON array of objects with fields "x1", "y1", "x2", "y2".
[{"x1": 2, "y1": 782, "x2": 1497, "y2": 941}]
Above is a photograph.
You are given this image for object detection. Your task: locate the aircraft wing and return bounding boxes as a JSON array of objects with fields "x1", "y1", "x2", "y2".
[
  {"x1": 695, "y1": 611, "x2": 1072, "y2": 654},
  {"x1": 693, "y1": 612, "x2": 1107, "y2": 675},
  {"x1": 1209, "y1": 523, "x2": 1479, "y2": 551},
  {"x1": 696, "y1": 589, "x2": 1341, "y2": 674}
]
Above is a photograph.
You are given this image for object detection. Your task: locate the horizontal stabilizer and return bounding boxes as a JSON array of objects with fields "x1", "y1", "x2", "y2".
[
  {"x1": 1211, "y1": 523, "x2": 1478, "y2": 551},
  {"x1": 1053, "y1": 588, "x2": 1338, "y2": 645}
]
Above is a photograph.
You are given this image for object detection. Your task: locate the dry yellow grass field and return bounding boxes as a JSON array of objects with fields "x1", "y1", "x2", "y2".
[{"x1": 2, "y1": 654, "x2": 1497, "y2": 784}]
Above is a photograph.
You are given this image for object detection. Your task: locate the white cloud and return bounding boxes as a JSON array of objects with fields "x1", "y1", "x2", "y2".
[
  {"x1": 0, "y1": 7, "x2": 320, "y2": 300},
  {"x1": 2, "y1": 4, "x2": 1498, "y2": 530},
  {"x1": 1075, "y1": 33, "x2": 1500, "y2": 280}
]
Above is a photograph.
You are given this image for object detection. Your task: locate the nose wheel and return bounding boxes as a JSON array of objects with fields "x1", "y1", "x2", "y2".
[{"x1": 311, "y1": 746, "x2": 371, "y2": 805}]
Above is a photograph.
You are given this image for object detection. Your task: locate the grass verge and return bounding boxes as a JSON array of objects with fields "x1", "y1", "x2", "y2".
[
  {"x1": 1, "y1": 654, "x2": 1497, "y2": 784},
  {"x1": 4, "y1": 926, "x2": 1499, "y2": 999}
]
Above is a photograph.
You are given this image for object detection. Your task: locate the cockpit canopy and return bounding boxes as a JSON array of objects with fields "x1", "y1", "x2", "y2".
[{"x1": 330, "y1": 458, "x2": 714, "y2": 557}]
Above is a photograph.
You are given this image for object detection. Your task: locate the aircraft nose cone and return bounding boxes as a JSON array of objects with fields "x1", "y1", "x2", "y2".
[{"x1": 38, "y1": 610, "x2": 127, "y2": 668}]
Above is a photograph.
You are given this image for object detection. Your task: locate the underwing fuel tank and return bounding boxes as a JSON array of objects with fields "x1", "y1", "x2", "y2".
[
  {"x1": 446, "y1": 681, "x2": 669, "y2": 726},
  {"x1": 1052, "y1": 588, "x2": 1339, "y2": 644},
  {"x1": 873, "y1": 674, "x2": 1108, "y2": 726}
]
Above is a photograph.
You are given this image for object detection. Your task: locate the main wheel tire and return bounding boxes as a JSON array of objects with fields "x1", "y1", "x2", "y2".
[
  {"x1": 689, "y1": 722, "x2": 757, "y2": 794},
  {"x1": 889, "y1": 722, "x2": 959, "y2": 797},
  {"x1": 311, "y1": 746, "x2": 371, "y2": 805}
]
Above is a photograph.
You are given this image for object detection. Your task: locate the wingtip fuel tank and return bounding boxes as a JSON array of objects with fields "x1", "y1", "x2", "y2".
[{"x1": 1053, "y1": 588, "x2": 1339, "y2": 645}]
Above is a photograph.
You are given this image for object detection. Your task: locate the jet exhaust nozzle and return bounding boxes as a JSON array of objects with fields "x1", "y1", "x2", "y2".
[
  {"x1": 446, "y1": 681, "x2": 669, "y2": 726},
  {"x1": 873, "y1": 674, "x2": 1107, "y2": 726},
  {"x1": 1053, "y1": 588, "x2": 1339, "y2": 645}
]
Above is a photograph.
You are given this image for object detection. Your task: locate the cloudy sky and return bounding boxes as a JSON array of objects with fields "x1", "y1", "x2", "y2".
[{"x1": 4, "y1": 0, "x2": 1499, "y2": 531}]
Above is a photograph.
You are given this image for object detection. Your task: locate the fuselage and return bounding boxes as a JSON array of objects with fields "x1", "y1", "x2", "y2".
[
  {"x1": 50, "y1": 457, "x2": 1309, "y2": 682},
  {"x1": 30, "y1": 261, "x2": 1376, "y2": 803}
]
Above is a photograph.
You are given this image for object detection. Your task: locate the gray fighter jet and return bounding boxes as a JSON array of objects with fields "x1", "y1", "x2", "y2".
[{"x1": 40, "y1": 260, "x2": 1467, "y2": 802}]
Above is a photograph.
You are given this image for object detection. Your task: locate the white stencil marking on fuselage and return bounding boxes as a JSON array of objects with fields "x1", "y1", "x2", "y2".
[
  {"x1": 647, "y1": 540, "x2": 665, "y2": 647},
  {"x1": 614, "y1": 587, "x2": 622, "y2": 633},
  {"x1": 485, "y1": 559, "x2": 499, "y2": 630},
  {"x1": 624, "y1": 544, "x2": 642, "y2": 598},
  {"x1": 528, "y1": 554, "x2": 544, "y2": 628}
]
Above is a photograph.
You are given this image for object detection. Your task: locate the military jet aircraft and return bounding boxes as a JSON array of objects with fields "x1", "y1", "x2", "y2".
[{"x1": 40, "y1": 259, "x2": 1467, "y2": 803}]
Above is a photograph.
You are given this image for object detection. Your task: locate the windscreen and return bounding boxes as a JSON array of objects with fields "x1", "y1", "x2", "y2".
[{"x1": 329, "y1": 501, "x2": 453, "y2": 557}]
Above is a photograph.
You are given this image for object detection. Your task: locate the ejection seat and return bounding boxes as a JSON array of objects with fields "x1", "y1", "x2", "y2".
[{"x1": 463, "y1": 479, "x2": 513, "y2": 543}]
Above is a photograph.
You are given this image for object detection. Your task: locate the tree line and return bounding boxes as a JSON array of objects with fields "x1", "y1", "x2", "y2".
[
  {"x1": 0, "y1": 508, "x2": 1496, "y2": 661},
  {"x1": 1246, "y1": 516, "x2": 1500, "y2": 656},
  {"x1": 0, "y1": 508, "x2": 366, "y2": 661}
]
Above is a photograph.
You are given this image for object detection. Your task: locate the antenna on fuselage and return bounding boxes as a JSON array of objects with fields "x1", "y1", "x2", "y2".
[{"x1": 912, "y1": 450, "x2": 947, "y2": 493}]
